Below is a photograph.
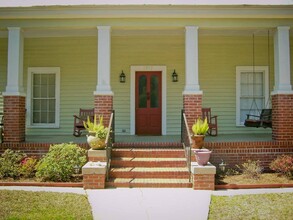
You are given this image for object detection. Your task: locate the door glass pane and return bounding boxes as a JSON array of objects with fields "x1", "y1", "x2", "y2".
[
  {"x1": 139, "y1": 75, "x2": 147, "y2": 108},
  {"x1": 150, "y1": 75, "x2": 159, "y2": 108}
]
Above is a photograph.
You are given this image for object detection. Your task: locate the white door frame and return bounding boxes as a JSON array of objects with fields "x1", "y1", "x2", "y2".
[{"x1": 130, "y1": 65, "x2": 167, "y2": 135}]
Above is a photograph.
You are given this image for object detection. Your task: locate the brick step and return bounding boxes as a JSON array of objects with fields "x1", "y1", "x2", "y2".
[
  {"x1": 113, "y1": 142, "x2": 182, "y2": 149},
  {"x1": 106, "y1": 178, "x2": 192, "y2": 188},
  {"x1": 112, "y1": 148, "x2": 185, "y2": 158},
  {"x1": 109, "y1": 167, "x2": 190, "y2": 179},
  {"x1": 111, "y1": 157, "x2": 187, "y2": 167}
]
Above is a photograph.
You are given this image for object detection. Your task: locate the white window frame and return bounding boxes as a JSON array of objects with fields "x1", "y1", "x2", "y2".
[
  {"x1": 236, "y1": 66, "x2": 269, "y2": 126},
  {"x1": 26, "y1": 67, "x2": 60, "y2": 128}
]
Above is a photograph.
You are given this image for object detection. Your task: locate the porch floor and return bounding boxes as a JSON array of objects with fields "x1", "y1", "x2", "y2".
[{"x1": 24, "y1": 133, "x2": 272, "y2": 144}]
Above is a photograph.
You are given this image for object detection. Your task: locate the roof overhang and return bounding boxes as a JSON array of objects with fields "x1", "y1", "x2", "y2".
[{"x1": 0, "y1": 5, "x2": 293, "y2": 19}]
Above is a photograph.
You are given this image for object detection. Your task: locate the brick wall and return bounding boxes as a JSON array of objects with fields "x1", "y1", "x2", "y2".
[
  {"x1": 193, "y1": 174, "x2": 215, "y2": 190},
  {"x1": 3, "y1": 96, "x2": 26, "y2": 142},
  {"x1": 83, "y1": 174, "x2": 105, "y2": 189},
  {"x1": 207, "y1": 140, "x2": 293, "y2": 169},
  {"x1": 272, "y1": 94, "x2": 293, "y2": 141},
  {"x1": 94, "y1": 95, "x2": 113, "y2": 127},
  {"x1": 183, "y1": 94, "x2": 202, "y2": 129},
  {"x1": 1, "y1": 140, "x2": 292, "y2": 171}
]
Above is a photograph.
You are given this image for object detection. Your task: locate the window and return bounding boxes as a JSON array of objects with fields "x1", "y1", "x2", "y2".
[
  {"x1": 27, "y1": 67, "x2": 60, "y2": 128},
  {"x1": 236, "y1": 66, "x2": 269, "y2": 126}
]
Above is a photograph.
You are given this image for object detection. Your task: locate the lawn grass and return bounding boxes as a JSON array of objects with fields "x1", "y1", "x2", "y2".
[
  {"x1": 208, "y1": 193, "x2": 293, "y2": 220},
  {"x1": 0, "y1": 190, "x2": 93, "y2": 220}
]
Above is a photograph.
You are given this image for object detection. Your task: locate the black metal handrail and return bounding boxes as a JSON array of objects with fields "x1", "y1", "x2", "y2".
[
  {"x1": 181, "y1": 109, "x2": 192, "y2": 182},
  {"x1": 105, "y1": 110, "x2": 115, "y2": 181},
  {"x1": 0, "y1": 113, "x2": 3, "y2": 143}
]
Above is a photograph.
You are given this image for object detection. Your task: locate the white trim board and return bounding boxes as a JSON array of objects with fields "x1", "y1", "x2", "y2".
[{"x1": 130, "y1": 65, "x2": 167, "y2": 135}]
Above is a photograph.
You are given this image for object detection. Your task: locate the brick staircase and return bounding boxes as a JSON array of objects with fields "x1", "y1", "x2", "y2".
[{"x1": 106, "y1": 144, "x2": 192, "y2": 188}]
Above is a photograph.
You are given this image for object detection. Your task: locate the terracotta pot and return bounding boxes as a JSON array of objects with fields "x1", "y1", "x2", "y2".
[
  {"x1": 191, "y1": 135, "x2": 205, "y2": 149},
  {"x1": 87, "y1": 135, "x2": 106, "y2": 150},
  {"x1": 194, "y1": 149, "x2": 212, "y2": 166}
]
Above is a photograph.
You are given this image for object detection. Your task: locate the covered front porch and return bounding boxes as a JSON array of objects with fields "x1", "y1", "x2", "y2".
[{"x1": 0, "y1": 4, "x2": 292, "y2": 144}]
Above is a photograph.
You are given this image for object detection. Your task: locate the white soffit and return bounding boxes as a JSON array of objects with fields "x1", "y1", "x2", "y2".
[{"x1": 0, "y1": 0, "x2": 293, "y2": 7}]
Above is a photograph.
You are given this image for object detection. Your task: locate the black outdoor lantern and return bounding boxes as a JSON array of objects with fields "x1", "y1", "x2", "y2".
[
  {"x1": 120, "y1": 70, "x2": 126, "y2": 83},
  {"x1": 172, "y1": 69, "x2": 178, "y2": 82}
]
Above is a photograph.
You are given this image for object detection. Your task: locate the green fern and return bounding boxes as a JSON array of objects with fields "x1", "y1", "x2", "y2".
[{"x1": 192, "y1": 117, "x2": 209, "y2": 135}]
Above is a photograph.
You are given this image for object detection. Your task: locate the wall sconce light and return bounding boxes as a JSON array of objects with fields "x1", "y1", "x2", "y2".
[
  {"x1": 172, "y1": 69, "x2": 178, "y2": 82},
  {"x1": 120, "y1": 70, "x2": 126, "y2": 83}
]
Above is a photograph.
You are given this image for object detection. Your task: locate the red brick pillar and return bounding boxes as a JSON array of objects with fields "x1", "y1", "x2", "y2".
[
  {"x1": 94, "y1": 95, "x2": 113, "y2": 127},
  {"x1": 183, "y1": 94, "x2": 203, "y2": 129},
  {"x1": 3, "y1": 96, "x2": 26, "y2": 142},
  {"x1": 272, "y1": 94, "x2": 293, "y2": 141}
]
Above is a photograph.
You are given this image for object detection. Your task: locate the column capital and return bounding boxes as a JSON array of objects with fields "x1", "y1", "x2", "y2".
[
  {"x1": 97, "y1": 26, "x2": 111, "y2": 31},
  {"x1": 276, "y1": 26, "x2": 290, "y2": 31},
  {"x1": 185, "y1": 26, "x2": 199, "y2": 31}
]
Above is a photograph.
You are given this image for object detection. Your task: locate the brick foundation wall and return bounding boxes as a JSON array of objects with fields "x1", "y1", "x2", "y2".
[
  {"x1": 83, "y1": 174, "x2": 105, "y2": 189},
  {"x1": 3, "y1": 96, "x2": 26, "y2": 142},
  {"x1": 207, "y1": 140, "x2": 293, "y2": 169},
  {"x1": 193, "y1": 174, "x2": 215, "y2": 190},
  {"x1": 183, "y1": 94, "x2": 202, "y2": 129},
  {"x1": 272, "y1": 94, "x2": 293, "y2": 141},
  {"x1": 1, "y1": 140, "x2": 292, "y2": 171},
  {"x1": 94, "y1": 95, "x2": 113, "y2": 127}
]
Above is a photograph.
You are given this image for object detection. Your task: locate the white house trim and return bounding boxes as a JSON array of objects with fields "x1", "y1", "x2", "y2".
[{"x1": 130, "y1": 65, "x2": 167, "y2": 135}]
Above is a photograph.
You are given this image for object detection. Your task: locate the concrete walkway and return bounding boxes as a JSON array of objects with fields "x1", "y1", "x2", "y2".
[
  {"x1": 87, "y1": 188, "x2": 211, "y2": 220},
  {"x1": 1, "y1": 186, "x2": 293, "y2": 220}
]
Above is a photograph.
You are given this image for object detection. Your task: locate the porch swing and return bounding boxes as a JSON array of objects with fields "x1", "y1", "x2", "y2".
[{"x1": 244, "y1": 31, "x2": 272, "y2": 129}]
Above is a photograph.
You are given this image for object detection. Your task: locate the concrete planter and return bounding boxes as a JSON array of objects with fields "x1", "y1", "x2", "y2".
[{"x1": 193, "y1": 149, "x2": 212, "y2": 166}]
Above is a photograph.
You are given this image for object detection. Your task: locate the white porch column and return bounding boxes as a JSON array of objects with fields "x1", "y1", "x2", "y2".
[
  {"x1": 3, "y1": 27, "x2": 26, "y2": 142},
  {"x1": 273, "y1": 26, "x2": 292, "y2": 94},
  {"x1": 4, "y1": 27, "x2": 24, "y2": 96},
  {"x1": 183, "y1": 26, "x2": 202, "y2": 95},
  {"x1": 95, "y1": 26, "x2": 113, "y2": 95}
]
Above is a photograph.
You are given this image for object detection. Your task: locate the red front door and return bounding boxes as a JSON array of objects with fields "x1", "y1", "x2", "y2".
[{"x1": 135, "y1": 71, "x2": 162, "y2": 135}]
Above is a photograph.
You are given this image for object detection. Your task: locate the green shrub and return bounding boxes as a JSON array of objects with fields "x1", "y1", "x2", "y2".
[
  {"x1": 0, "y1": 149, "x2": 26, "y2": 179},
  {"x1": 20, "y1": 157, "x2": 38, "y2": 178},
  {"x1": 270, "y1": 155, "x2": 293, "y2": 179},
  {"x1": 36, "y1": 143, "x2": 87, "y2": 182},
  {"x1": 237, "y1": 160, "x2": 263, "y2": 179}
]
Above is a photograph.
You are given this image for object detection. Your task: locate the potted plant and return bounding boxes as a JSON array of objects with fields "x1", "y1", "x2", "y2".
[
  {"x1": 191, "y1": 117, "x2": 212, "y2": 166},
  {"x1": 191, "y1": 117, "x2": 209, "y2": 149},
  {"x1": 83, "y1": 115, "x2": 109, "y2": 150}
]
